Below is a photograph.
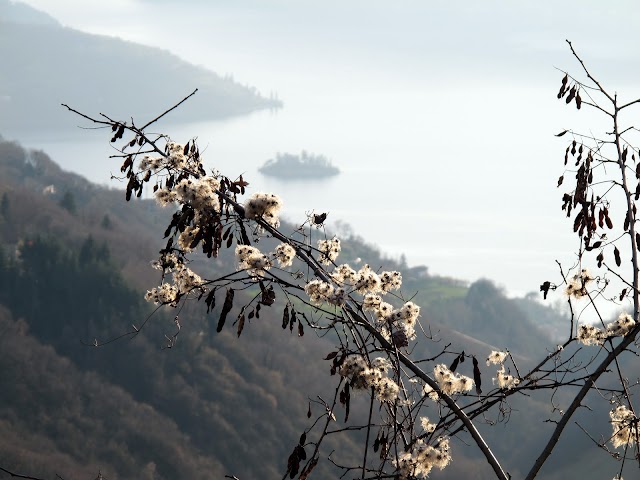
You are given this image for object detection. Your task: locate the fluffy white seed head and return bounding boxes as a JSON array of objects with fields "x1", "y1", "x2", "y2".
[
  {"x1": 244, "y1": 192, "x2": 282, "y2": 226},
  {"x1": 318, "y1": 238, "x2": 341, "y2": 265},
  {"x1": 486, "y1": 350, "x2": 509, "y2": 366},
  {"x1": 433, "y1": 364, "x2": 474, "y2": 395},
  {"x1": 610, "y1": 405, "x2": 639, "y2": 449},
  {"x1": 274, "y1": 243, "x2": 296, "y2": 268},
  {"x1": 494, "y1": 365, "x2": 520, "y2": 390}
]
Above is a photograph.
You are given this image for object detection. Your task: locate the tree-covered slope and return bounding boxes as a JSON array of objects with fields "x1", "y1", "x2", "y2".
[
  {"x1": 0, "y1": 307, "x2": 226, "y2": 480},
  {"x1": 3, "y1": 138, "x2": 614, "y2": 479}
]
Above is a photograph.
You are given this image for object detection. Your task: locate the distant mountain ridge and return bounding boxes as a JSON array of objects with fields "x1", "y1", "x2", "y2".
[{"x1": 0, "y1": 1, "x2": 281, "y2": 133}]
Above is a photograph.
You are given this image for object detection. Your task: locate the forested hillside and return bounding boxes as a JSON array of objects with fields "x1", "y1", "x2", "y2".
[{"x1": 2, "y1": 137, "x2": 623, "y2": 479}]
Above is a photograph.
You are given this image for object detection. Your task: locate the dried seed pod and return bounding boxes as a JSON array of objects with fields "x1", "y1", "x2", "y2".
[
  {"x1": 343, "y1": 382, "x2": 350, "y2": 422},
  {"x1": 287, "y1": 448, "x2": 300, "y2": 479},
  {"x1": 605, "y1": 214, "x2": 613, "y2": 230},
  {"x1": 373, "y1": 433, "x2": 380, "y2": 453},
  {"x1": 217, "y1": 288, "x2": 234, "y2": 332},
  {"x1": 261, "y1": 284, "x2": 275, "y2": 305},
  {"x1": 540, "y1": 281, "x2": 551, "y2": 300},
  {"x1": 449, "y1": 354, "x2": 461, "y2": 372},
  {"x1": 472, "y1": 356, "x2": 482, "y2": 394},
  {"x1": 236, "y1": 309, "x2": 245, "y2": 337},
  {"x1": 313, "y1": 212, "x2": 328, "y2": 225},
  {"x1": 125, "y1": 176, "x2": 135, "y2": 201},
  {"x1": 290, "y1": 307, "x2": 297, "y2": 332},
  {"x1": 599, "y1": 209, "x2": 605, "y2": 228},
  {"x1": 120, "y1": 155, "x2": 133, "y2": 173}
]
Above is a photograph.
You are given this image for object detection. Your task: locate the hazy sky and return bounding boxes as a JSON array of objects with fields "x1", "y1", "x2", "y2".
[{"x1": 18, "y1": 1, "x2": 640, "y2": 92}]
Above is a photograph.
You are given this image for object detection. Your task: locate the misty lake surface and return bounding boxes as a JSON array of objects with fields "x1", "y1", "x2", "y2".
[
  {"x1": 15, "y1": 84, "x2": 574, "y2": 300},
  {"x1": 8, "y1": 2, "x2": 583, "y2": 298}
]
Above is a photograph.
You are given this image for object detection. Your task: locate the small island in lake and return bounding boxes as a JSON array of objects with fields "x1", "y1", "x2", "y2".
[{"x1": 258, "y1": 151, "x2": 340, "y2": 179}]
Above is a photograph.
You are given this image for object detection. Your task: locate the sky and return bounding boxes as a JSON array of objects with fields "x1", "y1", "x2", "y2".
[
  {"x1": 17, "y1": 1, "x2": 640, "y2": 92},
  {"x1": 13, "y1": 1, "x2": 640, "y2": 316}
]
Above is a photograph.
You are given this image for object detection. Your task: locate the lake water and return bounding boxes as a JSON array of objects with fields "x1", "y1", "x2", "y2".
[{"x1": 11, "y1": 83, "x2": 579, "y2": 301}]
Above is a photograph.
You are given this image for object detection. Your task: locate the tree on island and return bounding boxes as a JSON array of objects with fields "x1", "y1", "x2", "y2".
[{"x1": 5, "y1": 42, "x2": 640, "y2": 480}]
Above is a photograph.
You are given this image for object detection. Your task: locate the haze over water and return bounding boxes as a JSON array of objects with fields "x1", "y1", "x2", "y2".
[{"x1": 15, "y1": 0, "x2": 640, "y2": 299}]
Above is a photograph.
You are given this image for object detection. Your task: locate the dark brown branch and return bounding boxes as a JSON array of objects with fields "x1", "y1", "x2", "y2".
[
  {"x1": 525, "y1": 326, "x2": 640, "y2": 479},
  {"x1": 618, "y1": 98, "x2": 640, "y2": 110},
  {"x1": 566, "y1": 39, "x2": 614, "y2": 104},
  {"x1": 61, "y1": 103, "x2": 111, "y2": 126},
  {"x1": 344, "y1": 305, "x2": 510, "y2": 480},
  {"x1": 140, "y1": 88, "x2": 198, "y2": 130},
  {"x1": 0, "y1": 466, "x2": 60, "y2": 480}
]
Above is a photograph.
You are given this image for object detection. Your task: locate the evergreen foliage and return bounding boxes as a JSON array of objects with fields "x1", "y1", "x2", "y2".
[
  {"x1": 58, "y1": 191, "x2": 77, "y2": 215},
  {"x1": 1, "y1": 191, "x2": 9, "y2": 220}
]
